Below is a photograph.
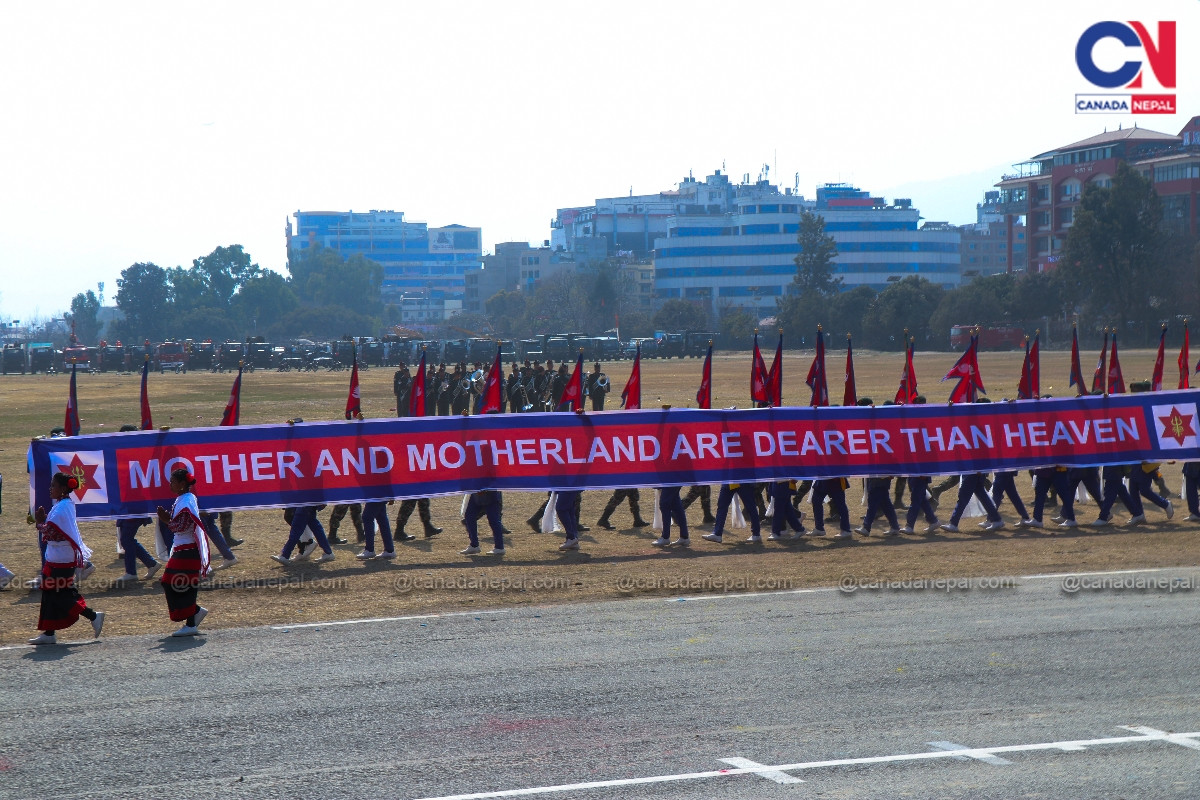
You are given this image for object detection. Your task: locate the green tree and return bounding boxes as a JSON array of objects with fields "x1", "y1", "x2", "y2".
[
  {"x1": 484, "y1": 290, "x2": 528, "y2": 338},
  {"x1": 167, "y1": 266, "x2": 209, "y2": 314},
  {"x1": 826, "y1": 285, "x2": 877, "y2": 341},
  {"x1": 231, "y1": 271, "x2": 298, "y2": 334},
  {"x1": 928, "y1": 274, "x2": 1015, "y2": 349},
  {"x1": 616, "y1": 309, "x2": 654, "y2": 340},
  {"x1": 520, "y1": 272, "x2": 590, "y2": 333},
  {"x1": 113, "y1": 262, "x2": 171, "y2": 342},
  {"x1": 859, "y1": 276, "x2": 944, "y2": 350},
  {"x1": 654, "y1": 298, "x2": 708, "y2": 332},
  {"x1": 192, "y1": 245, "x2": 261, "y2": 309},
  {"x1": 268, "y1": 304, "x2": 378, "y2": 341},
  {"x1": 717, "y1": 305, "x2": 756, "y2": 349},
  {"x1": 1059, "y1": 161, "x2": 1165, "y2": 344},
  {"x1": 792, "y1": 209, "x2": 841, "y2": 298},
  {"x1": 67, "y1": 290, "x2": 102, "y2": 345},
  {"x1": 288, "y1": 246, "x2": 384, "y2": 317}
]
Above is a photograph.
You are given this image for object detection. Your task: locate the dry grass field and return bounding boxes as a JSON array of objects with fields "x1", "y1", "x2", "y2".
[{"x1": 2, "y1": 346, "x2": 1196, "y2": 644}]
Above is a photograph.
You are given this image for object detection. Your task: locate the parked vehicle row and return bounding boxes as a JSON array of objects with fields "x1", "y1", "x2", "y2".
[{"x1": 0, "y1": 329, "x2": 727, "y2": 376}]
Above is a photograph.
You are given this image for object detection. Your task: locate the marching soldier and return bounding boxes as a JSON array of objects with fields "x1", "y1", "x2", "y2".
[
  {"x1": 392, "y1": 362, "x2": 411, "y2": 418},
  {"x1": 584, "y1": 363, "x2": 609, "y2": 411}
]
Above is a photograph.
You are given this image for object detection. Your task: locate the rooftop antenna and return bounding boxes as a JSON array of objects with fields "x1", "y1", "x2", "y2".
[{"x1": 794, "y1": 172, "x2": 799, "y2": 192}]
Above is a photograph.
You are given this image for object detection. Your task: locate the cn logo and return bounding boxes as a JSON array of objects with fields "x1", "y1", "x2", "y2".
[{"x1": 1076, "y1": 21, "x2": 1176, "y2": 89}]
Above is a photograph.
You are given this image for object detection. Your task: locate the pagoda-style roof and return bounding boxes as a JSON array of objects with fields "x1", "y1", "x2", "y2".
[{"x1": 1031, "y1": 125, "x2": 1180, "y2": 159}]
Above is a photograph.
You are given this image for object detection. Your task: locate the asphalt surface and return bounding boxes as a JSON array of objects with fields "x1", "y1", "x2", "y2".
[{"x1": 2, "y1": 567, "x2": 1199, "y2": 799}]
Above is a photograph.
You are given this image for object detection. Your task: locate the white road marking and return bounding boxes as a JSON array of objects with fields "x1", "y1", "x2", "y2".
[
  {"x1": 408, "y1": 726, "x2": 1200, "y2": 800},
  {"x1": 927, "y1": 741, "x2": 1012, "y2": 765},
  {"x1": 271, "y1": 609, "x2": 510, "y2": 631},
  {"x1": 1121, "y1": 725, "x2": 1200, "y2": 751},
  {"x1": 718, "y1": 756, "x2": 804, "y2": 783},
  {"x1": 668, "y1": 587, "x2": 831, "y2": 602},
  {"x1": 1021, "y1": 567, "x2": 1188, "y2": 580},
  {"x1": 0, "y1": 644, "x2": 34, "y2": 652}
]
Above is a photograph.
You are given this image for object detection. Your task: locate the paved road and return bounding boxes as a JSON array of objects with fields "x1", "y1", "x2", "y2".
[{"x1": 3, "y1": 567, "x2": 1199, "y2": 799}]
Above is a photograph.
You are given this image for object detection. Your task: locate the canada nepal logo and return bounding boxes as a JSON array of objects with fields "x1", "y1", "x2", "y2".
[{"x1": 1075, "y1": 21, "x2": 1176, "y2": 115}]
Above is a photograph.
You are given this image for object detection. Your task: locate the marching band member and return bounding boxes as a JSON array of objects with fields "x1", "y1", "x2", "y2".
[
  {"x1": 585, "y1": 362, "x2": 609, "y2": 411},
  {"x1": 392, "y1": 362, "x2": 411, "y2": 419},
  {"x1": 596, "y1": 488, "x2": 650, "y2": 530},
  {"x1": 681, "y1": 485, "x2": 716, "y2": 525}
]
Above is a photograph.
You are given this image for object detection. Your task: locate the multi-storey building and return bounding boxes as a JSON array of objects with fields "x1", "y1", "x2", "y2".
[
  {"x1": 287, "y1": 210, "x2": 482, "y2": 315},
  {"x1": 552, "y1": 170, "x2": 738, "y2": 259},
  {"x1": 957, "y1": 191, "x2": 1027, "y2": 279},
  {"x1": 652, "y1": 182, "x2": 960, "y2": 321},
  {"x1": 994, "y1": 115, "x2": 1200, "y2": 273},
  {"x1": 464, "y1": 242, "x2": 568, "y2": 314}
]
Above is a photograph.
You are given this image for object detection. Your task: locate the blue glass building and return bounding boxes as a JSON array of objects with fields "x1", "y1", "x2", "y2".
[
  {"x1": 653, "y1": 183, "x2": 960, "y2": 320},
  {"x1": 288, "y1": 210, "x2": 482, "y2": 310}
]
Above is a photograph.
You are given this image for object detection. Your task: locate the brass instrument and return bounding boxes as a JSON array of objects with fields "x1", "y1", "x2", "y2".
[
  {"x1": 509, "y1": 380, "x2": 534, "y2": 413},
  {"x1": 585, "y1": 372, "x2": 609, "y2": 397}
]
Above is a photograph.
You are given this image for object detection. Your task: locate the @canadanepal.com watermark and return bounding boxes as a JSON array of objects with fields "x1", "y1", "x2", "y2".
[
  {"x1": 393, "y1": 575, "x2": 574, "y2": 594},
  {"x1": 1060, "y1": 574, "x2": 1197, "y2": 594},
  {"x1": 839, "y1": 575, "x2": 1018, "y2": 594}
]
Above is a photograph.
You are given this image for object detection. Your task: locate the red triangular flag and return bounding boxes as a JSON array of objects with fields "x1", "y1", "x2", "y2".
[
  {"x1": 805, "y1": 327, "x2": 828, "y2": 407},
  {"x1": 750, "y1": 333, "x2": 769, "y2": 405},
  {"x1": 481, "y1": 345, "x2": 503, "y2": 414},
  {"x1": 944, "y1": 333, "x2": 985, "y2": 403},
  {"x1": 1151, "y1": 326, "x2": 1167, "y2": 392},
  {"x1": 1069, "y1": 325, "x2": 1086, "y2": 393},
  {"x1": 893, "y1": 340, "x2": 918, "y2": 404},
  {"x1": 1107, "y1": 332, "x2": 1125, "y2": 394},
  {"x1": 1091, "y1": 330, "x2": 1109, "y2": 394},
  {"x1": 345, "y1": 346, "x2": 363, "y2": 419},
  {"x1": 622, "y1": 344, "x2": 642, "y2": 409},
  {"x1": 64, "y1": 361, "x2": 80, "y2": 436},
  {"x1": 558, "y1": 352, "x2": 584, "y2": 411},
  {"x1": 409, "y1": 350, "x2": 427, "y2": 417},
  {"x1": 139, "y1": 356, "x2": 153, "y2": 430},
  {"x1": 843, "y1": 334, "x2": 857, "y2": 407},
  {"x1": 766, "y1": 331, "x2": 783, "y2": 407},
  {"x1": 220, "y1": 363, "x2": 243, "y2": 426},
  {"x1": 1018, "y1": 334, "x2": 1041, "y2": 400},
  {"x1": 695, "y1": 342, "x2": 712, "y2": 409},
  {"x1": 1180, "y1": 324, "x2": 1191, "y2": 390}
]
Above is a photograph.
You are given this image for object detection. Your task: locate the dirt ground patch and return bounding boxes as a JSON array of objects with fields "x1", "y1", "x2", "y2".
[{"x1": 3, "y1": 347, "x2": 1195, "y2": 643}]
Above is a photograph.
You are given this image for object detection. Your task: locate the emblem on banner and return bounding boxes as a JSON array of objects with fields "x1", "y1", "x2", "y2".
[
  {"x1": 50, "y1": 451, "x2": 108, "y2": 503},
  {"x1": 1153, "y1": 404, "x2": 1198, "y2": 449}
]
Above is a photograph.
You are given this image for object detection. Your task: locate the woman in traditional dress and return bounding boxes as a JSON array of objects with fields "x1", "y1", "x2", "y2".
[
  {"x1": 156, "y1": 468, "x2": 211, "y2": 637},
  {"x1": 30, "y1": 472, "x2": 105, "y2": 644}
]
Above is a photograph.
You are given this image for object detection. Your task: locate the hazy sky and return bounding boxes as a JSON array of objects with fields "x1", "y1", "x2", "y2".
[{"x1": 2, "y1": 0, "x2": 1197, "y2": 321}]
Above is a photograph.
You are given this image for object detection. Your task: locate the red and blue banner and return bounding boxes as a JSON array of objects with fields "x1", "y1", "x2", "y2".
[{"x1": 29, "y1": 391, "x2": 1200, "y2": 521}]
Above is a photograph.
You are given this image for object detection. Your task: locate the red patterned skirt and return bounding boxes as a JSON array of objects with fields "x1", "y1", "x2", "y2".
[
  {"x1": 161, "y1": 545, "x2": 201, "y2": 621},
  {"x1": 37, "y1": 564, "x2": 87, "y2": 632}
]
